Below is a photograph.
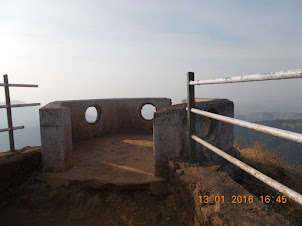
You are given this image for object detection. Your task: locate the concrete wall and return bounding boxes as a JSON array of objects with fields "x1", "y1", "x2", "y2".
[
  {"x1": 40, "y1": 98, "x2": 171, "y2": 172},
  {"x1": 153, "y1": 99, "x2": 241, "y2": 177}
]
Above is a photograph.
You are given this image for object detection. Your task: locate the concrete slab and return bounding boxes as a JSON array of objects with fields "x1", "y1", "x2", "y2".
[{"x1": 43, "y1": 133, "x2": 165, "y2": 189}]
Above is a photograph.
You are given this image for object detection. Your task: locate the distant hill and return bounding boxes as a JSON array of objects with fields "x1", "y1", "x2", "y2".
[
  {"x1": 235, "y1": 112, "x2": 302, "y2": 122},
  {"x1": 234, "y1": 119, "x2": 302, "y2": 166},
  {"x1": 0, "y1": 100, "x2": 40, "y2": 128},
  {"x1": 0, "y1": 101, "x2": 41, "y2": 152}
]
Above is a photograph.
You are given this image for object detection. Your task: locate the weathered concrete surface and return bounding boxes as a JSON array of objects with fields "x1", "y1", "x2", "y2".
[
  {"x1": 40, "y1": 98, "x2": 171, "y2": 172},
  {"x1": 40, "y1": 102, "x2": 73, "y2": 172},
  {"x1": 168, "y1": 161, "x2": 289, "y2": 225},
  {"x1": 43, "y1": 133, "x2": 165, "y2": 189},
  {"x1": 154, "y1": 99, "x2": 241, "y2": 178},
  {"x1": 60, "y1": 98, "x2": 171, "y2": 140}
]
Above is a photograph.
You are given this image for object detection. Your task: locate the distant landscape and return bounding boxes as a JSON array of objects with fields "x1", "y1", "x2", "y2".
[
  {"x1": 0, "y1": 101, "x2": 41, "y2": 152},
  {"x1": 1, "y1": 101, "x2": 302, "y2": 167},
  {"x1": 235, "y1": 112, "x2": 302, "y2": 122},
  {"x1": 235, "y1": 112, "x2": 302, "y2": 166}
]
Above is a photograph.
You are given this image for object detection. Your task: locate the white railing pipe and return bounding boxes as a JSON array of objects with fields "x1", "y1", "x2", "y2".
[
  {"x1": 190, "y1": 108, "x2": 302, "y2": 144},
  {"x1": 190, "y1": 69, "x2": 302, "y2": 85},
  {"x1": 191, "y1": 135, "x2": 302, "y2": 205}
]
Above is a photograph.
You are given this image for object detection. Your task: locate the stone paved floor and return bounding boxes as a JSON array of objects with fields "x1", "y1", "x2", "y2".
[{"x1": 43, "y1": 133, "x2": 164, "y2": 188}]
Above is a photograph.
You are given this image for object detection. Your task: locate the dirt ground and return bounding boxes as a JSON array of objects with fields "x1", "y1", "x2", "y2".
[
  {"x1": 0, "y1": 171, "x2": 192, "y2": 226},
  {"x1": 1, "y1": 164, "x2": 301, "y2": 225},
  {"x1": 0, "y1": 134, "x2": 191, "y2": 226},
  {"x1": 1, "y1": 139, "x2": 301, "y2": 225}
]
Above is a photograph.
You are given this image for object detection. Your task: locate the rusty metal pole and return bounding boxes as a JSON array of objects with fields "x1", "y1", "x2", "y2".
[
  {"x1": 3, "y1": 74, "x2": 15, "y2": 152},
  {"x1": 187, "y1": 72, "x2": 196, "y2": 162}
]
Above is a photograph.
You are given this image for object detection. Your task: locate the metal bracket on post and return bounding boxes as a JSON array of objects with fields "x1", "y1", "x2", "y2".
[
  {"x1": 3, "y1": 74, "x2": 15, "y2": 152},
  {"x1": 187, "y1": 72, "x2": 196, "y2": 162}
]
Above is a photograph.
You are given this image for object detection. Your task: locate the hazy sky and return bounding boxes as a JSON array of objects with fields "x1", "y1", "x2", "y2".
[{"x1": 1, "y1": 0, "x2": 302, "y2": 113}]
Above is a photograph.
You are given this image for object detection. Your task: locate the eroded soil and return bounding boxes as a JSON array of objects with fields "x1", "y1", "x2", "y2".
[{"x1": 0, "y1": 171, "x2": 191, "y2": 226}]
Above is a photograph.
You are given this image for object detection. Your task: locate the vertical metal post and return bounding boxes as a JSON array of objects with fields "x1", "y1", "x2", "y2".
[
  {"x1": 187, "y1": 72, "x2": 196, "y2": 162},
  {"x1": 3, "y1": 74, "x2": 15, "y2": 152}
]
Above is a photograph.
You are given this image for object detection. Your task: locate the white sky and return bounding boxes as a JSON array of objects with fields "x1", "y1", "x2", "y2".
[{"x1": 1, "y1": 0, "x2": 302, "y2": 113}]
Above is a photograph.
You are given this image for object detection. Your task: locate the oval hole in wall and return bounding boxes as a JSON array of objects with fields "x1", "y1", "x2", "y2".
[
  {"x1": 85, "y1": 106, "x2": 98, "y2": 124},
  {"x1": 141, "y1": 104, "x2": 156, "y2": 120}
]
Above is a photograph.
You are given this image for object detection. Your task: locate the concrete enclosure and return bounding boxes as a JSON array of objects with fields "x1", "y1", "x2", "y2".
[
  {"x1": 153, "y1": 99, "x2": 241, "y2": 177},
  {"x1": 40, "y1": 98, "x2": 171, "y2": 172}
]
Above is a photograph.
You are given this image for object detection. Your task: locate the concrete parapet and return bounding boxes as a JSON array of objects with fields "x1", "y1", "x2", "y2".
[
  {"x1": 60, "y1": 98, "x2": 171, "y2": 140},
  {"x1": 40, "y1": 103, "x2": 73, "y2": 172},
  {"x1": 153, "y1": 98, "x2": 241, "y2": 177},
  {"x1": 40, "y1": 98, "x2": 171, "y2": 172}
]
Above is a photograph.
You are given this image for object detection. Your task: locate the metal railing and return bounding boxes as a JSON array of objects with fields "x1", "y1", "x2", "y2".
[
  {"x1": 186, "y1": 69, "x2": 302, "y2": 205},
  {"x1": 0, "y1": 74, "x2": 40, "y2": 152}
]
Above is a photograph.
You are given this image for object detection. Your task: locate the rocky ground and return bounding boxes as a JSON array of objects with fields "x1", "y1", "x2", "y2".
[
  {"x1": 0, "y1": 144, "x2": 301, "y2": 225},
  {"x1": 0, "y1": 170, "x2": 191, "y2": 226}
]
